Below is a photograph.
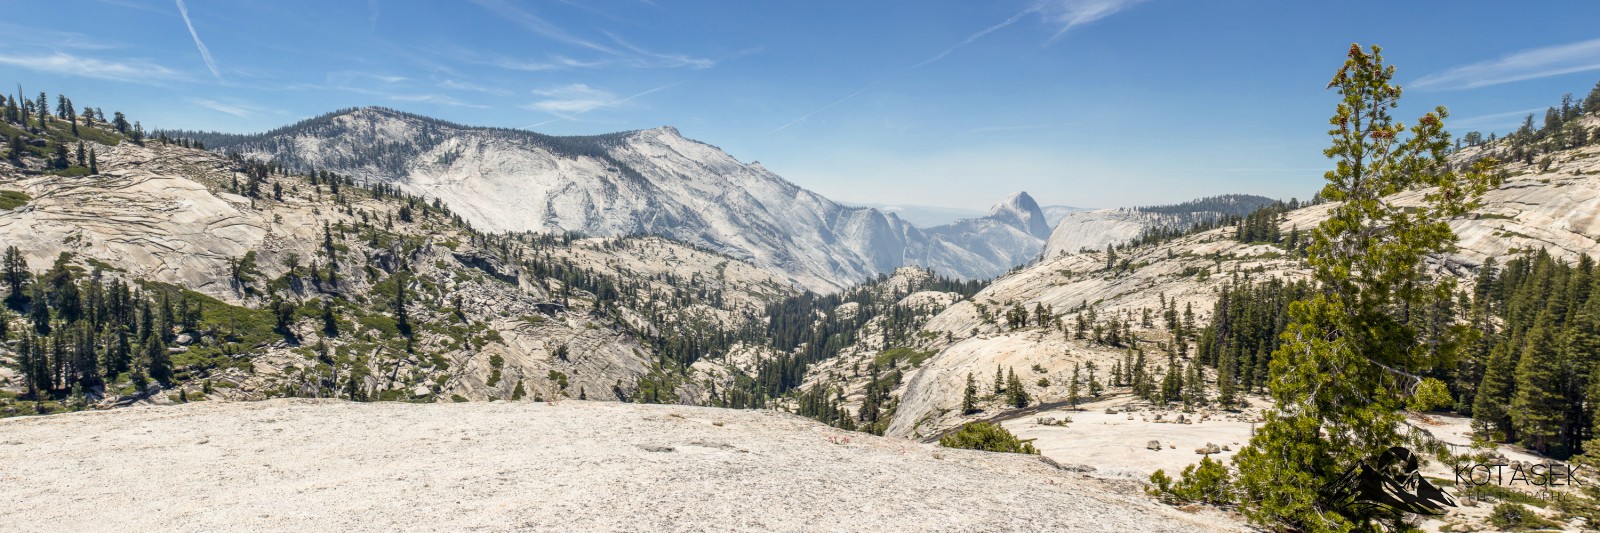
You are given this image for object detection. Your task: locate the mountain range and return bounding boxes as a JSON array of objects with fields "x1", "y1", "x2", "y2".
[{"x1": 176, "y1": 108, "x2": 1056, "y2": 292}]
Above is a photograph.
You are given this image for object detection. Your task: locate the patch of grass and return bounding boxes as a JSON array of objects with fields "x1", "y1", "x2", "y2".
[
  {"x1": 874, "y1": 347, "x2": 935, "y2": 368},
  {"x1": 0, "y1": 190, "x2": 30, "y2": 210},
  {"x1": 47, "y1": 165, "x2": 91, "y2": 177}
]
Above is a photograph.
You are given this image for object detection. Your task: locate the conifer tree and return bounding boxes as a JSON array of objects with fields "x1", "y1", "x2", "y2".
[
  {"x1": 1511, "y1": 315, "x2": 1564, "y2": 454},
  {"x1": 1068, "y1": 362, "x2": 1081, "y2": 407},
  {"x1": 145, "y1": 328, "x2": 171, "y2": 385},
  {"x1": 393, "y1": 272, "x2": 411, "y2": 337},
  {"x1": 962, "y1": 372, "x2": 979, "y2": 415},
  {"x1": 1232, "y1": 44, "x2": 1499, "y2": 531},
  {"x1": 2, "y1": 246, "x2": 28, "y2": 306},
  {"x1": 322, "y1": 299, "x2": 339, "y2": 338},
  {"x1": 1005, "y1": 367, "x2": 1028, "y2": 408}
]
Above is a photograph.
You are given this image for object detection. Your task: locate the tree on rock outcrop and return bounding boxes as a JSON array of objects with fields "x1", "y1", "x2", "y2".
[
  {"x1": 1005, "y1": 367, "x2": 1028, "y2": 408},
  {"x1": 1231, "y1": 44, "x2": 1499, "y2": 531},
  {"x1": 962, "y1": 372, "x2": 979, "y2": 415}
]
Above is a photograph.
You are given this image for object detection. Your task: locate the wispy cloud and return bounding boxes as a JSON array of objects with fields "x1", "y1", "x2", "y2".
[
  {"x1": 524, "y1": 83, "x2": 677, "y2": 126},
  {"x1": 325, "y1": 71, "x2": 409, "y2": 85},
  {"x1": 1033, "y1": 0, "x2": 1150, "y2": 42},
  {"x1": 439, "y1": 79, "x2": 510, "y2": 96},
  {"x1": 784, "y1": 0, "x2": 1147, "y2": 133},
  {"x1": 0, "y1": 52, "x2": 183, "y2": 83},
  {"x1": 965, "y1": 124, "x2": 1052, "y2": 134},
  {"x1": 98, "y1": 0, "x2": 167, "y2": 14},
  {"x1": 602, "y1": 30, "x2": 715, "y2": 69},
  {"x1": 174, "y1": 0, "x2": 221, "y2": 80},
  {"x1": 769, "y1": 80, "x2": 884, "y2": 133},
  {"x1": 467, "y1": 0, "x2": 621, "y2": 56},
  {"x1": 368, "y1": 0, "x2": 381, "y2": 34},
  {"x1": 1413, "y1": 38, "x2": 1600, "y2": 90},
  {"x1": 0, "y1": 23, "x2": 120, "y2": 50},
  {"x1": 492, "y1": 55, "x2": 608, "y2": 72},
  {"x1": 467, "y1": 0, "x2": 713, "y2": 70},
  {"x1": 190, "y1": 97, "x2": 260, "y2": 118},
  {"x1": 390, "y1": 93, "x2": 490, "y2": 109},
  {"x1": 916, "y1": 9, "x2": 1033, "y2": 67},
  {"x1": 1449, "y1": 107, "x2": 1546, "y2": 130}
]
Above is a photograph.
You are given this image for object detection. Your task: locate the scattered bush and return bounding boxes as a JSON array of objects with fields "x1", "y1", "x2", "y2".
[
  {"x1": 1487, "y1": 502, "x2": 1558, "y2": 531},
  {"x1": 1147, "y1": 456, "x2": 1234, "y2": 506},
  {"x1": 938, "y1": 422, "x2": 1038, "y2": 455}
]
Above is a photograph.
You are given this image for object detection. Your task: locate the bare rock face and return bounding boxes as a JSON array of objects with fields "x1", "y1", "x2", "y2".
[
  {"x1": 0, "y1": 144, "x2": 269, "y2": 300},
  {"x1": 0, "y1": 399, "x2": 1242, "y2": 532}
]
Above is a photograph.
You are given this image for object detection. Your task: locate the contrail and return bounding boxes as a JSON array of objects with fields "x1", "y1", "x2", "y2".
[{"x1": 175, "y1": 0, "x2": 221, "y2": 80}]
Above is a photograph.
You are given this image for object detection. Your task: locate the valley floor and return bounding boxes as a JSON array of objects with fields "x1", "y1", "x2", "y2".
[{"x1": 0, "y1": 399, "x2": 1240, "y2": 532}]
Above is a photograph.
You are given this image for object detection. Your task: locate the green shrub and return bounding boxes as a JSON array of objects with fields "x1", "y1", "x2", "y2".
[
  {"x1": 1147, "y1": 456, "x2": 1234, "y2": 506},
  {"x1": 358, "y1": 314, "x2": 400, "y2": 337},
  {"x1": 1487, "y1": 502, "x2": 1558, "y2": 531},
  {"x1": 486, "y1": 354, "x2": 504, "y2": 387},
  {"x1": 938, "y1": 422, "x2": 1038, "y2": 455}
]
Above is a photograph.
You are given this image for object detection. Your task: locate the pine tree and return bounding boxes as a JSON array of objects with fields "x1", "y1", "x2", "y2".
[
  {"x1": 1232, "y1": 44, "x2": 1499, "y2": 531},
  {"x1": 1068, "y1": 362, "x2": 1082, "y2": 407},
  {"x1": 29, "y1": 283, "x2": 50, "y2": 335},
  {"x1": 1184, "y1": 358, "x2": 1205, "y2": 408},
  {"x1": 145, "y1": 328, "x2": 171, "y2": 385},
  {"x1": 1584, "y1": 80, "x2": 1600, "y2": 114},
  {"x1": 2, "y1": 246, "x2": 28, "y2": 306},
  {"x1": 993, "y1": 364, "x2": 1004, "y2": 395},
  {"x1": 322, "y1": 299, "x2": 339, "y2": 337},
  {"x1": 1217, "y1": 351, "x2": 1238, "y2": 408},
  {"x1": 1511, "y1": 316, "x2": 1564, "y2": 454},
  {"x1": 393, "y1": 272, "x2": 411, "y2": 337},
  {"x1": 1006, "y1": 367, "x2": 1029, "y2": 408},
  {"x1": 962, "y1": 372, "x2": 979, "y2": 414}
]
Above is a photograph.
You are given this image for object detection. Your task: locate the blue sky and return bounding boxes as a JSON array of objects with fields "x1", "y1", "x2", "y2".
[{"x1": 4, "y1": 1, "x2": 1600, "y2": 210}]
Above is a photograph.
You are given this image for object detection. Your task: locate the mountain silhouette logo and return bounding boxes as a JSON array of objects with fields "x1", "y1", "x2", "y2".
[{"x1": 1319, "y1": 446, "x2": 1457, "y2": 516}]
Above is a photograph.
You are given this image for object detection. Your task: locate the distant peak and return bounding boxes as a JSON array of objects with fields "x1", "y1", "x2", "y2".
[
  {"x1": 652, "y1": 126, "x2": 682, "y2": 137},
  {"x1": 986, "y1": 191, "x2": 1051, "y2": 239},
  {"x1": 988, "y1": 191, "x2": 1041, "y2": 219}
]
